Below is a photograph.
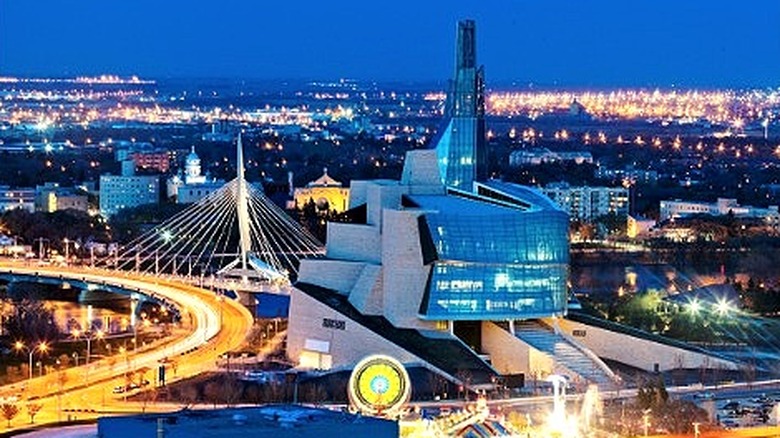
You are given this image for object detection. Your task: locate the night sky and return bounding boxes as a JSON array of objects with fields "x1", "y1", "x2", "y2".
[{"x1": 1, "y1": 0, "x2": 779, "y2": 87}]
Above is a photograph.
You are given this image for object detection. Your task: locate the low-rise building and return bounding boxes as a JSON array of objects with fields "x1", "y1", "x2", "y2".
[
  {"x1": 0, "y1": 186, "x2": 34, "y2": 212},
  {"x1": 99, "y1": 164, "x2": 159, "y2": 217},
  {"x1": 596, "y1": 166, "x2": 658, "y2": 184},
  {"x1": 166, "y1": 147, "x2": 225, "y2": 203},
  {"x1": 659, "y1": 198, "x2": 780, "y2": 223},
  {"x1": 627, "y1": 214, "x2": 656, "y2": 239},
  {"x1": 98, "y1": 405, "x2": 398, "y2": 438},
  {"x1": 132, "y1": 150, "x2": 170, "y2": 173},
  {"x1": 34, "y1": 183, "x2": 88, "y2": 213},
  {"x1": 292, "y1": 168, "x2": 350, "y2": 213},
  {"x1": 540, "y1": 182, "x2": 629, "y2": 222},
  {"x1": 509, "y1": 147, "x2": 593, "y2": 166}
]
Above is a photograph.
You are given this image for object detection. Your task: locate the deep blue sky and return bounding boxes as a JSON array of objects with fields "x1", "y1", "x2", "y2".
[{"x1": 1, "y1": 0, "x2": 779, "y2": 87}]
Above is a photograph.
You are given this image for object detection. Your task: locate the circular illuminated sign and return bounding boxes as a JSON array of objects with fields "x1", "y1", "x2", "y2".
[{"x1": 348, "y1": 355, "x2": 411, "y2": 415}]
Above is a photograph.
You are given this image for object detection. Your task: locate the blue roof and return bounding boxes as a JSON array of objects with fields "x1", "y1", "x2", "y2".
[
  {"x1": 409, "y1": 194, "x2": 520, "y2": 216},
  {"x1": 407, "y1": 181, "x2": 564, "y2": 217},
  {"x1": 479, "y1": 180, "x2": 562, "y2": 212}
]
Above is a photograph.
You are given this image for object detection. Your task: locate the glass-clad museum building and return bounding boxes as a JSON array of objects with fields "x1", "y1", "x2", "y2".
[
  {"x1": 412, "y1": 182, "x2": 569, "y2": 321},
  {"x1": 432, "y1": 19, "x2": 487, "y2": 191}
]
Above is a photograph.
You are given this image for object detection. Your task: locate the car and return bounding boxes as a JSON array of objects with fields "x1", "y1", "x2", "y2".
[
  {"x1": 113, "y1": 382, "x2": 142, "y2": 394},
  {"x1": 694, "y1": 391, "x2": 715, "y2": 400},
  {"x1": 240, "y1": 370, "x2": 268, "y2": 383}
]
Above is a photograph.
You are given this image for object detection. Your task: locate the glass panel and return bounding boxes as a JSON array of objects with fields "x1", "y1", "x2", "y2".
[{"x1": 419, "y1": 207, "x2": 569, "y2": 320}]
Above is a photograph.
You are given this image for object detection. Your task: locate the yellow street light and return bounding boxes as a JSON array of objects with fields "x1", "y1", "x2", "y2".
[{"x1": 15, "y1": 341, "x2": 49, "y2": 381}]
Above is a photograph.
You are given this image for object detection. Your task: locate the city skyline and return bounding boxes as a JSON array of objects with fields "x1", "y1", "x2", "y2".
[{"x1": 1, "y1": 0, "x2": 779, "y2": 87}]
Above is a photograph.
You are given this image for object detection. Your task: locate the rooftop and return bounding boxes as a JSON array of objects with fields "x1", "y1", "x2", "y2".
[{"x1": 98, "y1": 405, "x2": 397, "y2": 438}]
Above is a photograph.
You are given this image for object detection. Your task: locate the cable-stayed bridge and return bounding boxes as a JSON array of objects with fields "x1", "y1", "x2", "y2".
[{"x1": 103, "y1": 134, "x2": 324, "y2": 293}]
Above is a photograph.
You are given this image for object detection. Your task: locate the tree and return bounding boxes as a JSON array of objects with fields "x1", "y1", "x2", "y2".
[
  {"x1": 26, "y1": 402, "x2": 42, "y2": 424},
  {"x1": 0, "y1": 209, "x2": 110, "y2": 251},
  {"x1": 140, "y1": 387, "x2": 159, "y2": 413},
  {"x1": 636, "y1": 377, "x2": 668, "y2": 411},
  {"x1": 455, "y1": 369, "x2": 473, "y2": 401},
  {"x1": 56, "y1": 367, "x2": 68, "y2": 422},
  {"x1": 1, "y1": 402, "x2": 19, "y2": 428},
  {"x1": 178, "y1": 383, "x2": 199, "y2": 408},
  {"x1": 427, "y1": 372, "x2": 448, "y2": 400},
  {"x1": 203, "y1": 381, "x2": 222, "y2": 408},
  {"x1": 3, "y1": 299, "x2": 60, "y2": 347},
  {"x1": 595, "y1": 212, "x2": 627, "y2": 237},
  {"x1": 245, "y1": 384, "x2": 262, "y2": 405},
  {"x1": 222, "y1": 374, "x2": 242, "y2": 407},
  {"x1": 58, "y1": 354, "x2": 71, "y2": 369},
  {"x1": 134, "y1": 367, "x2": 150, "y2": 387}
]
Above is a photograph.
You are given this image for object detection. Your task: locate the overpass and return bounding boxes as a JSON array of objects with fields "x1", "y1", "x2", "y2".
[{"x1": 0, "y1": 261, "x2": 255, "y2": 433}]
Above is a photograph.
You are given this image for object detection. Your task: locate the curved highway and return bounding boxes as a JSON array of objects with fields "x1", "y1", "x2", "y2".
[{"x1": 0, "y1": 261, "x2": 255, "y2": 432}]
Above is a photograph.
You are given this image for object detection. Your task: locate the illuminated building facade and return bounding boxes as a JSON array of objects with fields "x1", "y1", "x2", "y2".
[
  {"x1": 34, "y1": 183, "x2": 88, "y2": 213},
  {"x1": 509, "y1": 148, "x2": 593, "y2": 166},
  {"x1": 416, "y1": 183, "x2": 569, "y2": 320},
  {"x1": 288, "y1": 149, "x2": 569, "y2": 384},
  {"x1": 659, "y1": 197, "x2": 780, "y2": 222},
  {"x1": 627, "y1": 214, "x2": 656, "y2": 239},
  {"x1": 541, "y1": 182, "x2": 629, "y2": 222},
  {"x1": 287, "y1": 20, "x2": 735, "y2": 390},
  {"x1": 167, "y1": 147, "x2": 225, "y2": 204},
  {"x1": 0, "y1": 186, "x2": 34, "y2": 212},
  {"x1": 132, "y1": 150, "x2": 170, "y2": 173},
  {"x1": 99, "y1": 174, "x2": 159, "y2": 217},
  {"x1": 293, "y1": 168, "x2": 350, "y2": 213}
]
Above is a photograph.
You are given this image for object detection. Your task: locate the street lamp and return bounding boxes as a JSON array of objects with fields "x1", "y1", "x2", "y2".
[
  {"x1": 642, "y1": 409, "x2": 651, "y2": 437},
  {"x1": 14, "y1": 341, "x2": 48, "y2": 381},
  {"x1": 63, "y1": 238, "x2": 78, "y2": 265},
  {"x1": 33, "y1": 238, "x2": 49, "y2": 262},
  {"x1": 71, "y1": 327, "x2": 104, "y2": 365}
]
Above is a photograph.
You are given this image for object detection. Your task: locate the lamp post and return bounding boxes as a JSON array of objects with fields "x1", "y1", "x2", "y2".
[
  {"x1": 71, "y1": 327, "x2": 104, "y2": 365},
  {"x1": 33, "y1": 238, "x2": 49, "y2": 262},
  {"x1": 642, "y1": 410, "x2": 651, "y2": 437},
  {"x1": 14, "y1": 341, "x2": 48, "y2": 381}
]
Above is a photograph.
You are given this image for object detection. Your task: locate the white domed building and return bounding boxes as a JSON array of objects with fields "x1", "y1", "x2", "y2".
[{"x1": 167, "y1": 146, "x2": 225, "y2": 203}]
